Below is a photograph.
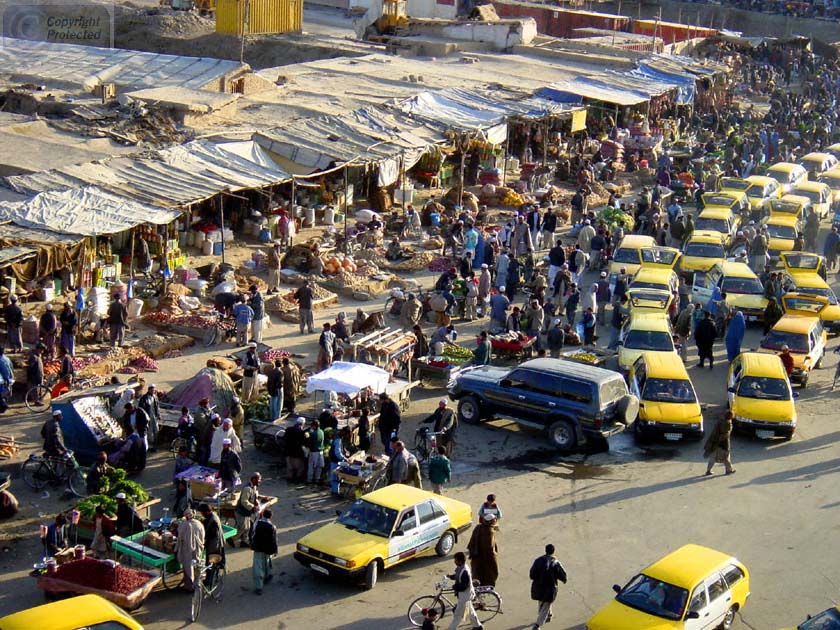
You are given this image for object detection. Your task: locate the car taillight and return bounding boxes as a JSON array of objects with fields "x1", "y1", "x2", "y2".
[{"x1": 593, "y1": 417, "x2": 602, "y2": 430}]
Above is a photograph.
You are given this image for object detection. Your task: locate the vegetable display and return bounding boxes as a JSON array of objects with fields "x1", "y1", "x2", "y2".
[
  {"x1": 566, "y1": 351, "x2": 599, "y2": 364},
  {"x1": 597, "y1": 206, "x2": 635, "y2": 231},
  {"x1": 260, "y1": 349, "x2": 292, "y2": 362},
  {"x1": 76, "y1": 469, "x2": 149, "y2": 519},
  {"x1": 243, "y1": 393, "x2": 271, "y2": 422},
  {"x1": 54, "y1": 558, "x2": 152, "y2": 595},
  {"x1": 77, "y1": 494, "x2": 117, "y2": 519},
  {"x1": 128, "y1": 356, "x2": 159, "y2": 372},
  {"x1": 440, "y1": 345, "x2": 473, "y2": 366}
]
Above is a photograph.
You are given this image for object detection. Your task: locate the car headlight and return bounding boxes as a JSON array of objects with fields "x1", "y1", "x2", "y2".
[
  {"x1": 734, "y1": 415, "x2": 753, "y2": 424},
  {"x1": 688, "y1": 423, "x2": 701, "y2": 429},
  {"x1": 334, "y1": 558, "x2": 348, "y2": 566},
  {"x1": 297, "y1": 544, "x2": 309, "y2": 553}
]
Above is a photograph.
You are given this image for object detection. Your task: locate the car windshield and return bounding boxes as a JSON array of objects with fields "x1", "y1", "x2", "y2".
[
  {"x1": 684, "y1": 242, "x2": 725, "y2": 258},
  {"x1": 766, "y1": 223, "x2": 796, "y2": 239},
  {"x1": 643, "y1": 378, "x2": 696, "y2": 403},
  {"x1": 721, "y1": 277, "x2": 763, "y2": 295},
  {"x1": 632, "y1": 280, "x2": 669, "y2": 291},
  {"x1": 721, "y1": 179, "x2": 750, "y2": 191},
  {"x1": 783, "y1": 297, "x2": 824, "y2": 313},
  {"x1": 746, "y1": 184, "x2": 766, "y2": 198},
  {"x1": 770, "y1": 200, "x2": 801, "y2": 214},
  {"x1": 703, "y1": 194, "x2": 734, "y2": 207},
  {"x1": 336, "y1": 499, "x2": 398, "y2": 537},
  {"x1": 762, "y1": 330, "x2": 809, "y2": 353},
  {"x1": 768, "y1": 170, "x2": 790, "y2": 185},
  {"x1": 616, "y1": 574, "x2": 688, "y2": 621},
  {"x1": 624, "y1": 330, "x2": 673, "y2": 351},
  {"x1": 613, "y1": 248, "x2": 640, "y2": 264},
  {"x1": 695, "y1": 218, "x2": 729, "y2": 234},
  {"x1": 801, "y1": 607, "x2": 840, "y2": 629},
  {"x1": 817, "y1": 175, "x2": 840, "y2": 189},
  {"x1": 795, "y1": 189, "x2": 826, "y2": 204},
  {"x1": 796, "y1": 286, "x2": 838, "y2": 305},
  {"x1": 736, "y1": 376, "x2": 790, "y2": 400},
  {"x1": 783, "y1": 253, "x2": 820, "y2": 270}
]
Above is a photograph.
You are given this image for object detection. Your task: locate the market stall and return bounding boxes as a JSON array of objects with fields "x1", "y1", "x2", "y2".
[
  {"x1": 335, "y1": 451, "x2": 389, "y2": 499},
  {"x1": 485, "y1": 332, "x2": 536, "y2": 362},
  {"x1": 411, "y1": 343, "x2": 473, "y2": 387},
  {"x1": 51, "y1": 383, "x2": 135, "y2": 464},
  {"x1": 160, "y1": 368, "x2": 237, "y2": 432},
  {"x1": 348, "y1": 327, "x2": 416, "y2": 380}
]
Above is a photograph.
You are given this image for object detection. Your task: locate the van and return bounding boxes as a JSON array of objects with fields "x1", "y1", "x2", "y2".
[
  {"x1": 792, "y1": 181, "x2": 832, "y2": 219},
  {"x1": 628, "y1": 352, "x2": 703, "y2": 442},
  {"x1": 799, "y1": 152, "x2": 838, "y2": 181},
  {"x1": 767, "y1": 162, "x2": 807, "y2": 193}
]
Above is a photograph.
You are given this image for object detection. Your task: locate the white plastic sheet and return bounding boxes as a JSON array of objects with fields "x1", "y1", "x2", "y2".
[{"x1": 305, "y1": 362, "x2": 390, "y2": 395}]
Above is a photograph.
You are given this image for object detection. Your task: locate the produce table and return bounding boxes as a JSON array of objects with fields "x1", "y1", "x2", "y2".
[
  {"x1": 561, "y1": 346, "x2": 614, "y2": 367},
  {"x1": 112, "y1": 524, "x2": 236, "y2": 590},
  {"x1": 485, "y1": 334, "x2": 536, "y2": 362},
  {"x1": 411, "y1": 358, "x2": 465, "y2": 387},
  {"x1": 73, "y1": 498, "x2": 160, "y2": 542}
]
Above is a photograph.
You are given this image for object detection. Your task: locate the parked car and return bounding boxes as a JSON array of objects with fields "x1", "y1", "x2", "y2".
[
  {"x1": 778, "y1": 606, "x2": 840, "y2": 630},
  {"x1": 679, "y1": 231, "x2": 727, "y2": 279},
  {"x1": 294, "y1": 485, "x2": 472, "y2": 589},
  {"x1": 586, "y1": 544, "x2": 750, "y2": 630},
  {"x1": 617, "y1": 312, "x2": 676, "y2": 371},
  {"x1": 447, "y1": 358, "x2": 639, "y2": 451},
  {"x1": 767, "y1": 162, "x2": 807, "y2": 193},
  {"x1": 0, "y1": 594, "x2": 143, "y2": 630},
  {"x1": 691, "y1": 261, "x2": 768, "y2": 323},
  {"x1": 758, "y1": 314, "x2": 826, "y2": 388},
  {"x1": 728, "y1": 352, "x2": 797, "y2": 439},
  {"x1": 781, "y1": 292, "x2": 840, "y2": 334}
]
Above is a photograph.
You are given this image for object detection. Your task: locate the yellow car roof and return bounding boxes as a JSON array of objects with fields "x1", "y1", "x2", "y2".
[
  {"x1": 818, "y1": 168, "x2": 840, "y2": 183},
  {"x1": 617, "y1": 234, "x2": 656, "y2": 249},
  {"x1": 361, "y1": 485, "x2": 458, "y2": 511},
  {"x1": 698, "y1": 207, "x2": 732, "y2": 219},
  {"x1": 632, "y1": 267, "x2": 676, "y2": 283},
  {"x1": 779, "y1": 194, "x2": 810, "y2": 206},
  {"x1": 688, "y1": 231, "x2": 725, "y2": 244},
  {"x1": 643, "y1": 544, "x2": 739, "y2": 590},
  {"x1": 771, "y1": 314, "x2": 819, "y2": 334},
  {"x1": 0, "y1": 595, "x2": 142, "y2": 630},
  {"x1": 737, "y1": 351, "x2": 788, "y2": 378},
  {"x1": 638, "y1": 351, "x2": 690, "y2": 379},
  {"x1": 788, "y1": 272, "x2": 828, "y2": 289},
  {"x1": 801, "y1": 152, "x2": 834, "y2": 163},
  {"x1": 765, "y1": 214, "x2": 799, "y2": 227},
  {"x1": 768, "y1": 162, "x2": 802, "y2": 173},
  {"x1": 628, "y1": 312, "x2": 671, "y2": 331},
  {"x1": 746, "y1": 175, "x2": 775, "y2": 185},
  {"x1": 794, "y1": 181, "x2": 830, "y2": 193},
  {"x1": 720, "y1": 261, "x2": 757, "y2": 278}
]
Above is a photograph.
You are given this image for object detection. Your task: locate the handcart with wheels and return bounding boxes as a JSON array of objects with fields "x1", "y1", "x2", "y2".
[{"x1": 335, "y1": 452, "x2": 389, "y2": 500}]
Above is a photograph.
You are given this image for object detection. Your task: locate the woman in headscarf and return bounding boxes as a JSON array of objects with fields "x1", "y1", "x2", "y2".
[
  {"x1": 113, "y1": 388, "x2": 135, "y2": 423},
  {"x1": 725, "y1": 310, "x2": 746, "y2": 362}
]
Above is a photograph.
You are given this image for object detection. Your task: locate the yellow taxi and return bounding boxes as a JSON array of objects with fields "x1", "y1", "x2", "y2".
[
  {"x1": 609, "y1": 234, "x2": 656, "y2": 280},
  {"x1": 826, "y1": 143, "x2": 840, "y2": 162},
  {"x1": 0, "y1": 595, "x2": 143, "y2": 630},
  {"x1": 762, "y1": 214, "x2": 799, "y2": 258},
  {"x1": 628, "y1": 352, "x2": 703, "y2": 443},
  {"x1": 627, "y1": 288, "x2": 674, "y2": 314},
  {"x1": 295, "y1": 485, "x2": 471, "y2": 589},
  {"x1": 778, "y1": 606, "x2": 840, "y2": 630},
  {"x1": 799, "y1": 151, "x2": 838, "y2": 180},
  {"x1": 769, "y1": 194, "x2": 812, "y2": 228},
  {"x1": 816, "y1": 167, "x2": 840, "y2": 213},
  {"x1": 792, "y1": 181, "x2": 832, "y2": 219},
  {"x1": 767, "y1": 162, "x2": 808, "y2": 193},
  {"x1": 744, "y1": 175, "x2": 782, "y2": 215},
  {"x1": 780, "y1": 252, "x2": 827, "y2": 282},
  {"x1": 692, "y1": 261, "x2": 768, "y2": 323},
  {"x1": 679, "y1": 231, "x2": 727, "y2": 278},
  {"x1": 618, "y1": 312, "x2": 675, "y2": 371},
  {"x1": 702, "y1": 190, "x2": 749, "y2": 216},
  {"x1": 695, "y1": 207, "x2": 739, "y2": 246},
  {"x1": 630, "y1": 266, "x2": 679, "y2": 295},
  {"x1": 586, "y1": 544, "x2": 750, "y2": 630},
  {"x1": 718, "y1": 176, "x2": 751, "y2": 195},
  {"x1": 782, "y1": 292, "x2": 840, "y2": 334},
  {"x1": 759, "y1": 314, "x2": 826, "y2": 388},
  {"x1": 728, "y1": 351, "x2": 797, "y2": 439}
]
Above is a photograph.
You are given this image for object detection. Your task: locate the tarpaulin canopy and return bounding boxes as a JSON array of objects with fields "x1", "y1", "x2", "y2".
[
  {"x1": 632, "y1": 66, "x2": 696, "y2": 105},
  {"x1": 5, "y1": 140, "x2": 291, "y2": 208},
  {"x1": 397, "y1": 88, "x2": 510, "y2": 143},
  {"x1": 537, "y1": 80, "x2": 650, "y2": 107},
  {"x1": 305, "y1": 362, "x2": 390, "y2": 395},
  {"x1": 0, "y1": 186, "x2": 180, "y2": 236}
]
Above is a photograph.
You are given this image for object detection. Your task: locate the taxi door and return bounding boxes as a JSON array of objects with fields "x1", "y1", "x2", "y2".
[
  {"x1": 414, "y1": 499, "x2": 450, "y2": 555},
  {"x1": 387, "y1": 508, "x2": 421, "y2": 566},
  {"x1": 691, "y1": 265, "x2": 721, "y2": 305}
]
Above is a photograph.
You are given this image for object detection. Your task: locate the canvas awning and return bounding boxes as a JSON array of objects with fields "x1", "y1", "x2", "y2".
[
  {"x1": 305, "y1": 362, "x2": 390, "y2": 395},
  {"x1": 0, "y1": 186, "x2": 181, "y2": 236},
  {"x1": 0, "y1": 245, "x2": 37, "y2": 268},
  {"x1": 537, "y1": 80, "x2": 650, "y2": 107}
]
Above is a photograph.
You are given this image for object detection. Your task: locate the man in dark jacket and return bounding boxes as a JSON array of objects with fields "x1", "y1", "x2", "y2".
[
  {"x1": 39, "y1": 304, "x2": 57, "y2": 360},
  {"x1": 4, "y1": 295, "x2": 23, "y2": 353},
  {"x1": 694, "y1": 311, "x2": 718, "y2": 369},
  {"x1": 284, "y1": 417, "x2": 307, "y2": 482},
  {"x1": 218, "y1": 439, "x2": 242, "y2": 491},
  {"x1": 42, "y1": 410, "x2": 67, "y2": 457},
  {"x1": 108, "y1": 295, "x2": 128, "y2": 348},
  {"x1": 138, "y1": 384, "x2": 160, "y2": 449},
  {"x1": 422, "y1": 399, "x2": 456, "y2": 456},
  {"x1": 294, "y1": 281, "x2": 314, "y2": 334},
  {"x1": 529, "y1": 543, "x2": 567, "y2": 630},
  {"x1": 250, "y1": 508, "x2": 278, "y2": 594},
  {"x1": 267, "y1": 360, "x2": 284, "y2": 421},
  {"x1": 378, "y1": 393, "x2": 401, "y2": 456},
  {"x1": 197, "y1": 503, "x2": 226, "y2": 565},
  {"x1": 59, "y1": 302, "x2": 77, "y2": 358}
]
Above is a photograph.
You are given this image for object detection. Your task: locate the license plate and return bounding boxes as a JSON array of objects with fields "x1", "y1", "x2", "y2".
[
  {"x1": 746, "y1": 315, "x2": 757, "y2": 322},
  {"x1": 664, "y1": 433, "x2": 682, "y2": 441},
  {"x1": 311, "y1": 564, "x2": 329, "y2": 575},
  {"x1": 756, "y1": 430, "x2": 775, "y2": 439}
]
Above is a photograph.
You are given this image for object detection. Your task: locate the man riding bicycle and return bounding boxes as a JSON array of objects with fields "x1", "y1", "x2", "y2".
[
  {"x1": 42, "y1": 410, "x2": 68, "y2": 458},
  {"x1": 422, "y1": 399, "x2": 457, "y2": 456}
]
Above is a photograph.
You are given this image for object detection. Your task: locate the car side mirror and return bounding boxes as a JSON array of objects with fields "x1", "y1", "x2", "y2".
[
  {"x1": 393, "y1": 529, "x2": 405, "y2": 537},
  {"x1": 686, "y1": 611, "x2": 700, "y2": 620},
  {"x1": 500, "y1": 379, "x2": 512, "y2": 388},
  {"x1": 793, "y1": 391, "x2": 800, "y2": 399},
  {"x1": 727, "y1": 387, "x2": 735, "y2": 393},
  {"x1": 612, "y1": 584, "x2": 622, "y2": 594}
]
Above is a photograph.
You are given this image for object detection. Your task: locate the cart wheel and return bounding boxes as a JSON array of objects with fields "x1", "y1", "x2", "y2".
[{"x1": 161, "y1": 563, "x2": 181, "y2": 590}]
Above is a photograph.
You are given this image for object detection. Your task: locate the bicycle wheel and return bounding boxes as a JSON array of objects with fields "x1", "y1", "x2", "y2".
[
  {"x1": 473, "y1": 589, "x2": 502, "y2": 623},
  {"x1": 407, "y1": 595, "x2": 446, "y2": 627},
  {"x1": 190, "y1": 583, "x2": 203, "y2": 622},
  {"x1": 67, "y1": 467, "x2": 88, "y2": 498},
  {"x1": 25, "y1": 385, "x2": 51, "y2": 413},
  {"x1": 204, "y1": 324, "x2": 219, "y2": 347},
  {"x1": 171, "y1": 437, "x2": 186, "y2": 460},
  {"x1": 414, "y1": 436, "x2": 429, "y2": 464},
  {"x1": 21, "y1": 459, "x2": 50, "y2": 490},
  {"x1": 210, "y1": 565, "x2": 225, "y2": 601}
]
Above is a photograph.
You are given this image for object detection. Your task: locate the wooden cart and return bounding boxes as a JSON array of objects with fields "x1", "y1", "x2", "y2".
[
  {"x1": 561, "y1": 346, "x2": 615, "y2": 367},
  {"x1": 411, "y1": 359, "x2": 464, "y2": 388},
  {"x1": 36, "y1": 565, "x2": 161, "y2": 610},
  {"x1": 486, "y1": 334, "x2": 536, "y2": 362},
  {"x1": 335, "y1": 453, "x2": 389, "y2": 500},
  {"x1": 348, "y1": 327, "x2": 416, "y2": 380}
]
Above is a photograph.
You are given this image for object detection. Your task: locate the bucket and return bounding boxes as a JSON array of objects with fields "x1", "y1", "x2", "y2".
[
  {"x1": 323, "y1": 207, "x2": 335, "y2": 226},
  {"x1": 74, "y1": 544, "x2": 85, "y2": 560},
  {"x1": 202, "y1": 239, "x2": 213, "y2": 256},
  {"x1": 127, "y1": 298, "x2": 143, "y2": 320},
  {"x1": 304, "y1": 206, "x2": 315, "y2": 227}
]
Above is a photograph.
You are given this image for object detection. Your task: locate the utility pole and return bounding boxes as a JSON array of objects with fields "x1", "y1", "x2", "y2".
[{"x1": 239, "y1": 0, "x2": 250, "y2": 65}]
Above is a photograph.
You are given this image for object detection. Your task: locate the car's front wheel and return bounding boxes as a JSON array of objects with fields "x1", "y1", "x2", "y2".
[
  {"x1": 435, "y1": 530, "x2": 456, "y2": 557},
  {"x1": 718, "y1": 605, "x2": 737, "y2": 630},
  {"x1": 547, "y1": 419, "x2": 577, "y2": 452},
  {"x1": 363, "y1": 560, "x2": 380, "y2": 590},
  {"x1": 457, "y1": 396, "x2": 482, "y2": 425}
]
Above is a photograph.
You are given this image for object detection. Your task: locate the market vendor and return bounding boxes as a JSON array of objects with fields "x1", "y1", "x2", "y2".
[
  {"x1": 218, "y1": 439, "x2": 242, "y2": 491},
  {"x1": 45, "y1": 513, "x2": 68, "y2": 556},
  {"x1": 138, "y1": 384, "x2": 161, "y2": 449},
  {"x1": 386, "y1": 237, "x2": 403, "y2": 262},
  {"x1": 86, "y1": 451, "x2": 111, "y2": 495},
  {"x1": 430, "y1": 324, "x2": 456, "y2": 356},
  {"x1": 399, "y1": 294, "x2": 423, "y2": 332},
  {"x1": 109, "y1": 428, "x2": 147, "y2": 473},
  {"x1": 318, "y1": 407, "x2": 339, "y2": 433},
  {"x1": 209, "y1": 418, "x2": 241, "y2": 466},
  {"x1": 173, "y1": 480, "x2": 190, "y2": 518},
  {"x1": 91, "y1": 505, "x2": 114, "y2": 558},
  {"x1": 115, "y1": 493, "x2": 143, "y2": 537},
  {"x1": 412, "y1": 325, "x2": 429, "y2": 358},
  {"x1": 351, "y1": 309, "x2": 367, "y2": 335}
]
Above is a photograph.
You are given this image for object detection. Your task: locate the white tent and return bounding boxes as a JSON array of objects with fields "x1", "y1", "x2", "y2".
[{"x1": 305, "y1": 362, "x2": 390, "y2": 395}]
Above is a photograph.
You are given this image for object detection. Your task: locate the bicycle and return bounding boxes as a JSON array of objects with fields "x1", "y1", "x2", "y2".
[
  {"x1": 21, "y1": 450, "x2": 87, "y2": 498},
  {"x1": 204, "y1": 311, "x2": 236, "y2": 347},
  {"x1": 25, "y1": 375, "x2": 98, "y2": 413},
  {"x1": 189, "y1": 554, "x2": 226, "y2": 623},
  {"x1": 407, "y1": 576, "x2": 502, "y2": 627},
  {"x1": 414, "y1": 427, "x2": 441, "y2": 464},
  {"x1": 170, "y1": 434, "x2": 199, "y2": 461}
]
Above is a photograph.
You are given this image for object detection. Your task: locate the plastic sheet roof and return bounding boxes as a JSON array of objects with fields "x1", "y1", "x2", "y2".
[
  {"x1": 0, "y1": 38, "x2": 246, "y2": 91},
  {"x1": 0, "y1": 186, "x2": 181, "y2": 236},
  {"x1": 0, "y1": 245, "x2": 37, "y2": 268},
  {"x1": 5, "y1": 140, "x2": 291, "y2": 208},
  {"x1": 537, "y1": 79, "x2": 650, "y2": 106},
  {"x1": 305, "y1": 362, "x2": 390, "y2": 395}
]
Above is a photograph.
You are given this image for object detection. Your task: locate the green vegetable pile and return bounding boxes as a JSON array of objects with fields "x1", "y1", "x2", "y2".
[
  {"x1": 442, "y1": 345, "x2": 473, "y2": 365},
  {"x1": 77, "y1": 495, "x2": 117, "y2": 519},
  {"x1": 597, "y1": 206, "x2": 635, "y2": 231},
  {"x1": 244, "y1": 393, "x2": 271, "y2": 422},
  {"x1": 75, "y1": 468, "x2": 150, "y2": 519}
]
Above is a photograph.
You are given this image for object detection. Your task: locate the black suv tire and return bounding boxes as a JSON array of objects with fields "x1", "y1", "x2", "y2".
[
  {"x1": 457, "y1": 396, "x2": 482, "y2": 425},
  {"x1": 547, "y1": 419, "x2": 577, "y2": 451}
]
